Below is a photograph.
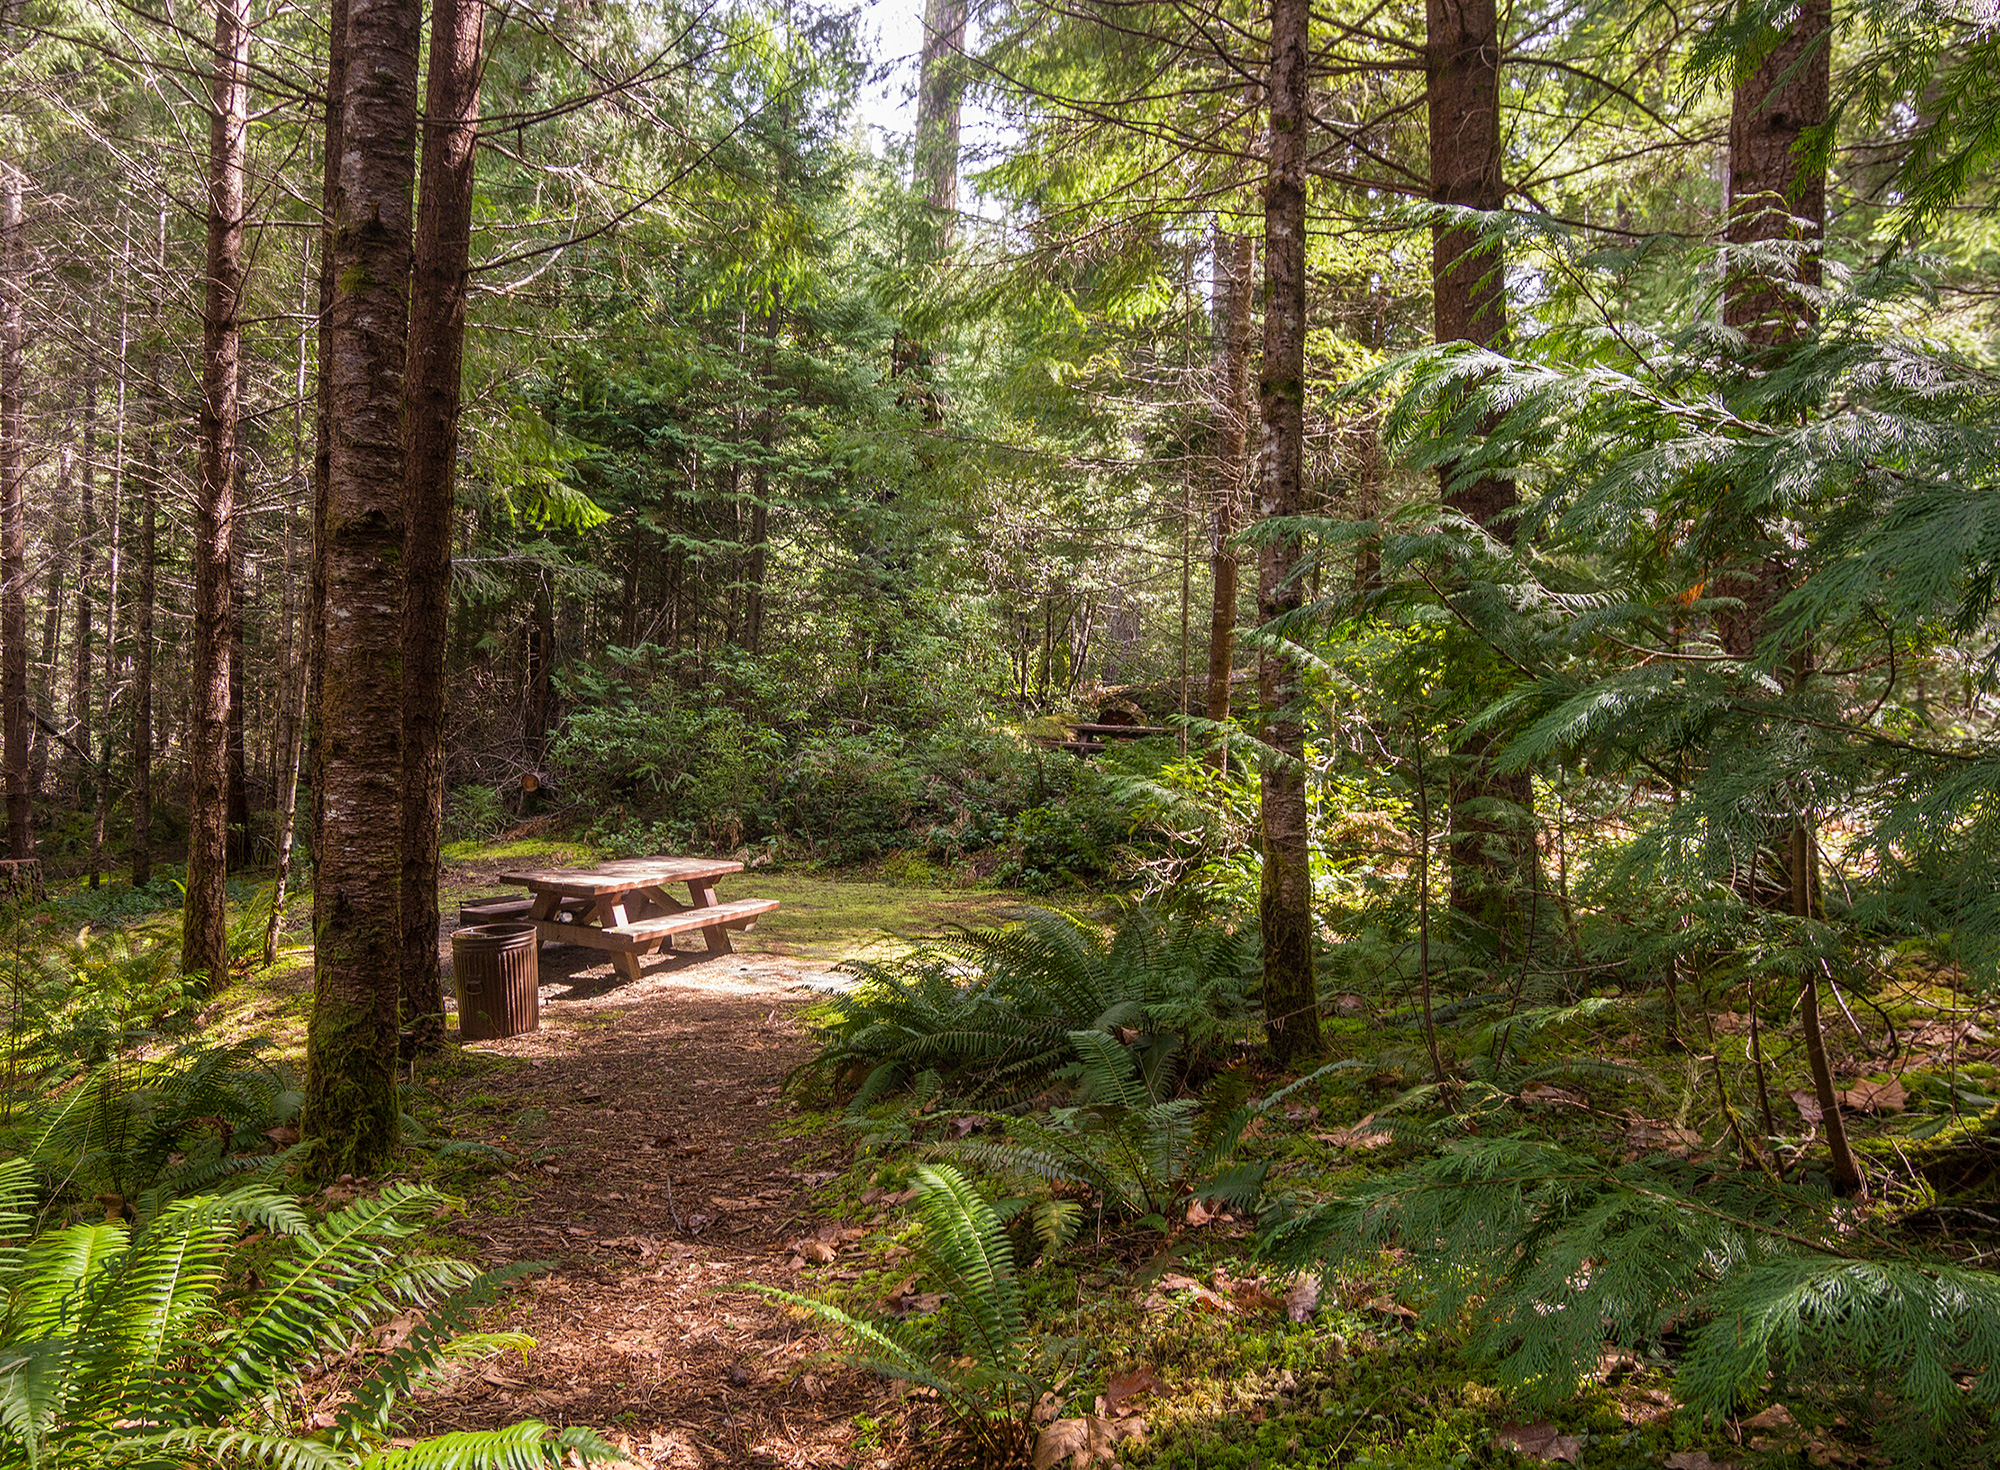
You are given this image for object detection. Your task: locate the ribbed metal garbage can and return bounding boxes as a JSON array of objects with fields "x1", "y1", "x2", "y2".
[{"x1": 451, "y1": 922, "x2": 540, "y2": 1039}]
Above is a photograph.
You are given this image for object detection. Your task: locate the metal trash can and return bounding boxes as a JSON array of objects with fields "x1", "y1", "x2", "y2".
[{"x1": 451, "y1": 922, "x2": 540, "y2": 1040}]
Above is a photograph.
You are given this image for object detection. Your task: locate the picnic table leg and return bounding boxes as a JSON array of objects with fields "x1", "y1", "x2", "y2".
[
  {"x1": 612, "y1": 950, "x2": 644, "y2": 983},
  {"x1": 685, "y1": 879, "x2": 734, "y2": 955}
]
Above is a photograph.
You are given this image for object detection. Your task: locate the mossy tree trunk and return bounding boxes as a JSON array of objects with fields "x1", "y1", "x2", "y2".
[
  {"x1": 302, "y1": 0, "x2": 420, "y2": 1181},
  {"x1": 1256, "y1": 0, "x2": 1321, "y2": 1066},
  {"x1": 183, "y1": 0, "x2": 249, "y2": 991},
  {"x1": 399, "y1": 0, "x2": 485, "y2": 1057}
]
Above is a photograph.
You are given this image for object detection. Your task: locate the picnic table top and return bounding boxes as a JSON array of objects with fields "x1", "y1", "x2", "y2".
[{"x1": 496, "y1": 856, "x2": 744, "y2": 897}]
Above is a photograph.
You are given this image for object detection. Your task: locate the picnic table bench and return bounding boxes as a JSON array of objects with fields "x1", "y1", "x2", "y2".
[{"x1": 491, "y1": 857, "x2": 779, "y2": 983}]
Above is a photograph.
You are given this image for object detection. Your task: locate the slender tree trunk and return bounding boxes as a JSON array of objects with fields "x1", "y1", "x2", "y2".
[
  {"x1": 1204, "y1": 224, "x2": 1253, "y2": 766},
  {"x1": 226, "y1": 406, "x2": 250, "y2": 872},
  {"x1": 399, "y1": 0, "x2": 484, "y2": 1056},
  {"x1": 1256, "y1": 0, "x2": 1321, "y2": 1066},
  {"x1": 1720, "y1": 1, "x2": 1858, "y2": 1197},
  {"x1": 267, "y1": 238, "x2": 314, "y2": 965},
  {"x1": 184, "y1": 0, "x2": 250, "y2": 989},
  {"x1": 1, "y1": 99, "x2": 30, "y2": 860},
  {"x1": 92, "y1": 241, "x2": 130, "y2": 890},
  {"x1": 131, "y1": 210, "x2": 165, "y2": 889},
  {"x1": 70, "y1": 370, "x2": 98, "y2": 788},
  {"x1": 1426, "y1": 0, "x2": 1534, "y2": 944},
  {"x1": 302, "y1": 0, "x2": 420, "y2": 1180}
]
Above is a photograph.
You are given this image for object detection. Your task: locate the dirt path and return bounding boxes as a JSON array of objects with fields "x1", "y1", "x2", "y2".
[{"x1": 405, "y1": 935, "x2": 911, "y2": 1470}]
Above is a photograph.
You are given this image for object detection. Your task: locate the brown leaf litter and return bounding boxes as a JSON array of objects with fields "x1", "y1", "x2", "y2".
[{"x1": 395, "y1": 935, "x2": 926, "y2": 1468}]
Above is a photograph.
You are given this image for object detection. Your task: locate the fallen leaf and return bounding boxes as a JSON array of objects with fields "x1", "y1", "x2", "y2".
[
  {"x1": 1623, "y1": 1121, "x2": 1702, "y2": 1159},
  {"x1": 263, "y1": 1125, "x2": 300, "y2": 1146},
  {"x1": 1790, "y1": 1089, "x2": 1824, "y2": 1124},
  {"x1": 1741, "y1": 1404, "x2": 1794, "y2": 1432},
  {"x1": 1283, "y1": 1273, "x2": 1321, "y2": 1322},
  {"x1": 792, "y1": 1239, "x2": 837, "y2": 1264},
  {"x1": 1840, "y1": 1078, "x2": 1906, "y2": 1114},
  {"x1": 1102, "y1": 1366, "x2": 1159, "y2": 1419},
  {"x1": 1361, "y1": 1296, "x2": 1416, "y2": 1321},
  {"x1": 1493, "y1": 1421, "x2": 1583, "y2": 1463},
  {"x1": 1313, "y1": 1114, "x2": 1394, "y2": 1150},
  {"x1": 1184, "y1": 1199, "x2": 1214, "y2": 1228},
  {"x1": 1665, "y1": 1453, "x2": 1736, "y2": 1470},
  {"x1": 1033, "y1": 1414, "x2": 1144, "y2": 1470}
]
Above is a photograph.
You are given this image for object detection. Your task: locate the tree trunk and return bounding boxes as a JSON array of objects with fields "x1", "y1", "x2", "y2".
[
  {"x1": 70, "y1": 370, "x2": 98, "y2": 789},
  {"x1": 91, "y1": 246, "x2": 129, "y2": 891},
  {"x1": 266, "y1": 238, "x2": 316, "y2": 967},
  {"x1": 1, "y1": 101, "x2": 29, "y2": 861},
  {"x1": 1204, "y1": 223, "x2": 1253, "y2": 766},
  {"x1": 308, "y1": 0, "x2": 350, "y2": 882},
  {"x1": 226, "y1": 412, "x2": 250, "y2": 872},
  {"x1": 183, "y1": 0, "x2": 249, "y2": 990},
  {"x1": 131, "y1": 209, "x2": 165, "y2": 889},
  {"x1": 1720, "y1": 1, "x2": 1858, "y2": 1198},
  {"x1": 1256, "y1": 0, "x2": 1321, "y2": 1067},
  {"x1": 1426, "y1": 0, "x2": 1534, "y2": 944},
  {"x1": 400, "y1": 0, "x2": 484, "y2": 1057},
  {"x1": 915, "y1": 0, "x2": 967, "y2": 236},
  {"x1": 302, "y1": 0, "x2": 420, "y2": 1181}
]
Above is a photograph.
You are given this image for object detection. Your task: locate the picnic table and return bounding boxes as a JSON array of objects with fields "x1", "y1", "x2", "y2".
[{"x1": 480, "y1": 857, "x2": 779, "y2": 983}]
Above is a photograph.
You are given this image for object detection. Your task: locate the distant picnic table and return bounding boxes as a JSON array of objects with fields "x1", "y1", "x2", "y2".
[{"x1": 473, "y1": 857, "x2": 779, "y2": 983}]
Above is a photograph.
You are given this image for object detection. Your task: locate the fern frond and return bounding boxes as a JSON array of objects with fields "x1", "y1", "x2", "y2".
[{"x1": 359, "y1": 1421, "x2": 617, "y2": 1470}]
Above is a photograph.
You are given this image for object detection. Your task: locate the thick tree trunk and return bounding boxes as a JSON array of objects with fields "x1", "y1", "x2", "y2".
[
  {"x1": 131, "y1": 212, "x2": 164, "y2": 887},
  {"x1": 302, "y1": 0, "x2": 420, "y2": 1181},
  {"x1": 184, "y1": 0, "x2": 249, "y2": 990},
  {"x1": 915, "y1": 0, "x2": 966, "y2": 233},
  {"x1": 309, "y1": 0, "x2": 350, "y2": 881},
  {"x1": 1256, "y1": 0, "x2": 1321, "y2": 1066},
  {"x1": 1204, "y1": 224, "x2": 1253, "y2": 766},
  {"x1": 1426, "y1": 0, "x2": 1534, "y2": 944},
  {"x1": 400, "y1": 0, "x2": 484, "y2": 1057},
  {"x1": 1720, "y1": 2, "x2": 1858, "y2": 1197},
  {"x1": 1, "y1": 139, "x2": 29, "y2": 860}
]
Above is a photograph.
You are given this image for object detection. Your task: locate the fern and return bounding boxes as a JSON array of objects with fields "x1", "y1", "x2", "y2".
[
  {"x1": 798, "y1": 904, "x2": 1254, "y2": 1106},
  {"x1": 751, "y1": 1165, "x2": 1045, "y2": 1456},
  {"x1": 1261, "y1": 1134, "x2": 2000, "y2": 1440},
  {"x1": 0, "y1": 1179, "x2": 604, "y2": 1470}
]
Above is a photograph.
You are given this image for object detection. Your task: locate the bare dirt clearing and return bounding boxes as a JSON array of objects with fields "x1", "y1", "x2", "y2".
[{"x1": 404, "y1": 937, "x2": 912, "y2": 1469}]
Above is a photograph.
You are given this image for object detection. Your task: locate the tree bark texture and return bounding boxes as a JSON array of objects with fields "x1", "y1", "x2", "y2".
[
  {"x1": 1715, "y1": 0, "x2": 1829, "y2": 662},
  {"x1": 400, "y1": 0, "x2": 483, "y2": 1056},
  {"x1": 915, "y1": 0, "x2": 967, "y2": 233},
  {"x1": 184, "y1": 0, "x2": 249, "y2": 989},
  {"x1": 303, "y1": 0, "x2": 419, "y2": 1181},
  {"x1": 1204, "y1": 224, "x2": 1253, "y2": 767},
  {"x1": 131, "y1": 211, "x2": 165, "y2": 887},
  {"x1": 1426, "y1": 0, "x2": 1535, "y2": 943},
  {"x1": 69, "y1": 371, "x2": 97, "y2": 783},
  {"x1": 1720, "y1": 4, "x2": 1857, "y2": 1196},
  {"x1": 1256, "y1": 0, "x2": 1321, "y2": 1066},
  {"x1": 309, "y1": 0, "x2": 350, "y2": 879},
  {"x1": 1, "y1": 147, "x2": 28, "y2": 860}
]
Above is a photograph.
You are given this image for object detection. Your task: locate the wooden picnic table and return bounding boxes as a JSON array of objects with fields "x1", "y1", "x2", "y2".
[{"x1": 490, "y1": 857, "x2": 779, "y2": 983}]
